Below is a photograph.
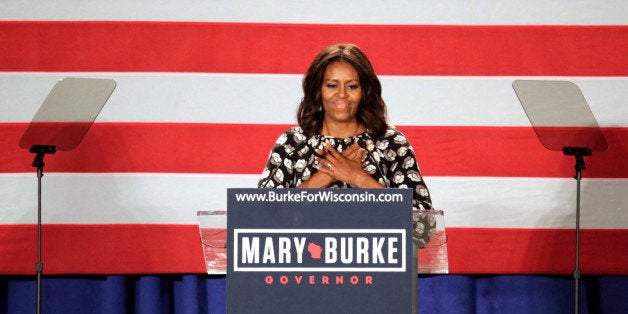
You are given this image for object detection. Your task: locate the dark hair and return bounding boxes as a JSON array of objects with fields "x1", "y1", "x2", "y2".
[{"x1": 297, "y1": 43, "x2": 388, "y2": 138}]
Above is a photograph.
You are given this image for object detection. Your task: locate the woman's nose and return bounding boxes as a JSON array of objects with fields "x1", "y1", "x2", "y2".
[{"x1": 337, "y1": 86, "x2": 347, "y2": 98}]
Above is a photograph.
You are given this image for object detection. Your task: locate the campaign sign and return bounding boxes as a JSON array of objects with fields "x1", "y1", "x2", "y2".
[{"x1": 226, "y1": 188, "x2": 413, "y2": 314}]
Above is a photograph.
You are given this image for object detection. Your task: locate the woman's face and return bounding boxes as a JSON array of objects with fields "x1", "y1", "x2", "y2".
[{"x1": 320, "y1": 61, "x2": 362, "y2": 125}]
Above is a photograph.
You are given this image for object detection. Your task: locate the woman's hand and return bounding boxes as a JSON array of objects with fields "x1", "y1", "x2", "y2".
[
  {"x1": 297, "y1": 142, "x2": 361, "y2": 188},
  {"x1": 314, "y1": 141, "x2": 384, "y2": 188}
]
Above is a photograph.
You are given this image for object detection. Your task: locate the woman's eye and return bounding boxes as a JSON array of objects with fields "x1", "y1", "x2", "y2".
[
  {"x1": 348, "y1": 85, "x2": 360, "y2": 90},
  {"x1": 326, "y1": 84, "x2": 338, "y2": 89}
]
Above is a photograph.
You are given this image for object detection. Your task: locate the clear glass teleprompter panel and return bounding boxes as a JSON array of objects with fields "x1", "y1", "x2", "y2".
[
  {"x1": 19, "y1": 78, "x2": 116, "y2": 151},
  {"x1": 512, "y1": 80, "x2": 607, "y2": 152}
]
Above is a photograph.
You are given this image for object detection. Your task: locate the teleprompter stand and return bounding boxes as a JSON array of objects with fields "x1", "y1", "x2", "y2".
[
  {"x1": 19, "y1": 78, "x2": 116, "y2": 314},
  {"x1": 513, "y1": 80, "x2": 608, "y2": 314},
  {"x1": 562, "y1": 146, "x2": 590, "y2": 313},
  {"x1": 30, "y1": 144, "x2": 57, "y2": 314}
]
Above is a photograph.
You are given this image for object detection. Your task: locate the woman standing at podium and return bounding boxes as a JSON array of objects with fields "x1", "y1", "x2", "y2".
[{"x1": 258, "y1": 43, "x2": 432, "y2": 211}]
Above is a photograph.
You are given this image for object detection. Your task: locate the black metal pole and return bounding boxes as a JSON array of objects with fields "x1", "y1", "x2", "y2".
[
  {"x1": 562, "y1": 147, "x2": 590, "y2": 314},
  {"x1": 574, "y1": 166, "x2": 582, "y2": 314},
  {"x1": 30, "y1": 145, "x2": 56, "y2": 314},
  {"x1": 36, "y1": 166, "x2": 43, "y2": 314}
]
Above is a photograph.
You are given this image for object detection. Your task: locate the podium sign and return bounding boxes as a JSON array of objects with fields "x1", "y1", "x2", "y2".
[{"x1": 227, "y1": 188, "x2": 414, "y2": 314}]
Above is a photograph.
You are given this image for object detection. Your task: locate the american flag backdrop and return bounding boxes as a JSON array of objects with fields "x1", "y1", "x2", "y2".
[{"x1": 0, "y1": 1, "x2": 626, "y2": 275}]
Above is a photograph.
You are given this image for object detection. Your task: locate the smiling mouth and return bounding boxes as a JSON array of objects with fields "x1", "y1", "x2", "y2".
[{"x1": 333, "y1": 102, "x2": 350, "y2": 109}]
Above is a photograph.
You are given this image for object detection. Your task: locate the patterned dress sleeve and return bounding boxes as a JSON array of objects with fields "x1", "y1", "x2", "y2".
[
  {"x1": 257, "y1": 127, "x2": 309, "y2": 188},
  {"x1": 384, "y1": 127, "x2": 433, "y2": 210},
  {"x1": 382, "y1": 127, "x2": 436, "y2": 248}
]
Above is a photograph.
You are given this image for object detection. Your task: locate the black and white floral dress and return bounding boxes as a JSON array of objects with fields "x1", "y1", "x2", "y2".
[
  {"x1": 258, "y1": 125, "x2": 435, "y2": 246},
  {"x1": 257, "y1": 125, "x2": 432, "y2": 210}
]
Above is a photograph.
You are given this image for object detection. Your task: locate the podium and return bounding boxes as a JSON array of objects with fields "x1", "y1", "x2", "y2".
[{"x1": 226, "y1": 188, "x2": 415, "y2": 314}]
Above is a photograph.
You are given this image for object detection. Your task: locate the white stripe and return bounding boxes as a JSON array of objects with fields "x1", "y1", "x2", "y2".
[
  {"x1": 1, "y1": 1, "x2": 626, "y2": 25},
  {"x1": 2, "y1": 73, "x2": 626, "y2": 127},
  {"x1": 1, "y1": 174, "x2": 626, "y2": 229},
  {"x1": 430, "y1": 177, "x2": 627, "y2": 229}
]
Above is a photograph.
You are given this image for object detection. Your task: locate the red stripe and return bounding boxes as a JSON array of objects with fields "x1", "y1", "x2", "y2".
[
  {"x1": 446, "y1": 228, "x2": 628, "y2": 274},
  {"x1": 0, "y1": 224, "x2": 205, "y2": 274},
  {"x1": 0, "y1": 224, "x2": 625, "y2": 274},
  {"x1": 1, "y1": 123, "x2": 626, "y2": 178},
  {"x1": 1, "y1": 22, "x2": 627, "y2": 75}
]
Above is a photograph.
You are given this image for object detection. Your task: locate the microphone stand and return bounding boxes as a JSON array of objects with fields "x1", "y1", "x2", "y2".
[
  {"x1": 30, "y1": 145, "x2": 57, "y2": 314},
  {"x1": 562, "y1": 146, "x2": 590, "y2": 314}
]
